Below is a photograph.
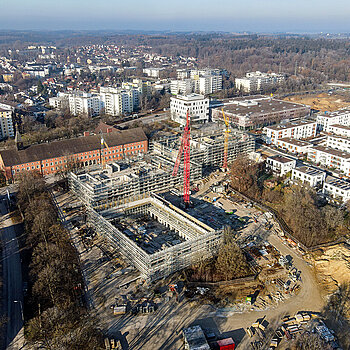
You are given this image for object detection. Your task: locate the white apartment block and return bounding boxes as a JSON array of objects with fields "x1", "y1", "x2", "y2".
[
  {"x1": 0, "y1": 108, "x2": 14, "y2": 139},
  {"x1": 276, "y1": 137, "x2": 312, "y2": 154},
  {"x1": 235, "y1": 71, "x2": 285, "y2": 93},
  {"x1": 170, "y1": 79, "x2": 195, "y2": 96},
  {"x1": 327, "y1": 124, "x2": 350, "y2": 138},
  {"x1": 264, "y1": 120, "x2": 316, "y2": 145},
  {"x1": 266, "y1": 155, "x2": 296, "y2": 176},
  {"x1": 198, "y1": 75, "x2": 223, "y2": 95},
  {"x1": 323, "y1": 176, "x2": 350, "y2": 202},
  {"x1": 100, "y1": 86, "x2": 139, "y2": 116},
  {"x1": 291, "y1": 166, "x2": 326, "y2": 187},
  {"x1": 170, "y1": 94, "x2": 209, "y2": 126},
  {"x1": 190, "y1": 68, "x2": 221, "y2": 79},
  {"x1": 316, "y1": 108, "x2": 350, "y2": 131},
  {"x1": 143, "y1": 67, "x2": 164, "y2": 78},
  {"x1": 326, "y1": 135, "x2": 350, "y2": 153},
  {"x1": 307, "y1": 145, "x2": 350, "y2": 176},
  {"x1": 68, "y1": 92, "x2": 102, "y2": 117},
  {"x1": 177, "y1": 69, "x2": 190, "y2": 80},
  {"x1": 49, "y1": 92, "x2": 69, "y2": 110}
]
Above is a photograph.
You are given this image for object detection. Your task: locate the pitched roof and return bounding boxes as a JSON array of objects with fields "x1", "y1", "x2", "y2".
[{"x1": 0, "y1": 127, "x2": 147, "y2": 167}]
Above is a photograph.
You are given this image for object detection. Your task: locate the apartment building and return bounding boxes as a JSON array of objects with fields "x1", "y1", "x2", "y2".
[
  {"x1": 143, "y1": 67, "x2": 164, "y2": 78},
  {"x1": 49, "y1": 92, "x2": 70, "y2": 110},
  {"x1": 264, "y1": 120, "x2": 316, "y2": 145},
  {"x1": 198, "y1": 74, "x2": 223, "y2": 95},
  {"x1": 68, "y1": 91, "x2": 102, "y2": 117},
  {"x1": 327, "y1": 124, "x2": 350, "y2": 138},
  {"x1": 100, "y1": 86, "x2": 139, "y2": 116},
  {"x1": 307, "y1": 145, "x2": 350, "y2": 176},
  {"x1": 170, "y1": 94, "x2": 209, "y2": 126},
  {"x1": 316, "y1": 108, "x2": 350, "y2": 131},
  {"x1": 212, "y1": 96, "x2": 310, "y2": 130},
  {"x1": 276, "y1": 137, "x2": 312, "y2": 154},
  {"x1": 266, "y1": 155, "x2": 296, "y2": 176},
  {"x1": 170, "y1": 79, "x2": 195, "y2": 96},
  {"x1": 176, "y1": 69, "x2": 190, "y2": 79},
  {"x1": 326, "y1": 135, "x2": 350, "y2": 153},
  {"x1": 0, "y1": 108, "x2": 14, "y2": 139},
  {"x1": 291, "y1": 166, "x2": 326, "y2": 187},
  {"x1": 323, "y1": 176, "x2": 350, "y2": 202},
  {"x1": 0, "y1": 128, "x2": 148, "y2": 180},
  {"x1": 235, "y1": 71, "x2": 285, "y2": 93}
]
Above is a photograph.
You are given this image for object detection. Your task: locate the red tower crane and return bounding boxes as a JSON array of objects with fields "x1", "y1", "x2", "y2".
[{"x1": 172, "y1": 111, "x2": 191, "y2": 206}]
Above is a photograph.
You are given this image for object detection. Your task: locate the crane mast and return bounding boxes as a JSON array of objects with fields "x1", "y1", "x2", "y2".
[{"x1": 172, "y1": 111, "x2": 191, "y2": 206}]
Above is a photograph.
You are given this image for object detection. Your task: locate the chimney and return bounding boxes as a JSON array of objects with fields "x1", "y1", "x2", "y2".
[
  {"x1": 84, "y1": 131, "x2": 90, "y2": 137},
  {"x1": 107, "y1": 128, "x2": 113, "y2": 133}
]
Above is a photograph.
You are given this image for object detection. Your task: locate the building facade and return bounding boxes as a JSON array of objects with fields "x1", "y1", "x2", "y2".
[
  {"x1": 323, "y1": 176, "x2": 350, "y2": 202},
  {"x1": 266, "y1": 155, "x2": 296, "y2": 176},
  {"x1": 307, "y1": 145, "x2": 350, "y2": 176},
  {"x1": 235, "y1": 71, "x2": 285, "y2": 93},
  {"x1": 0, "y1": 108, "x2": 14, "y2": 140},
  {"x1": 170, "y1": 94, "x2": 209, "y2": 126},
  {"x1": 0, "y1": 128, "x2": 148, "y2": 180},
  {"x1": 212, "y1": 96, "x2": 310, "y2": 130},
  {"x1": 264, "y1": 120, "x2": 316, "y2": 145},
  {"x1": 291, "y1": 166, "x2": 326, "y2": 187},
  {"x1": 316, "y1": 109, "x2": 350, "y2": 131},
  {"x1": 276, "y1": 137, "x2": 312, "y2": 154}
]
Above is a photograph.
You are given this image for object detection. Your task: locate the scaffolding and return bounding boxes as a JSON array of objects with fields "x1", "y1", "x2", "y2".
[
  {"x1": 69, "y1": 155, "x2": 202, "y2": 210},
  {"x1": 151, "y1": 130, "x2": 255, "y2": 168},
  {"x1": 86, "y1": 193, "x2": 223, "y2": 281}
]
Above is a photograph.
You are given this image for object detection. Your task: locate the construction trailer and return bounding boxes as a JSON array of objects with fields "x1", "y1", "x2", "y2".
[
  {"x1": 69, "y1": 155, "x2": 202, "y2": 210},
  {"x1": 151, "y1": 130, "x2": 255, "y2": 169},
  {"x1": 86, "y1": 193, "x2": 223, "y2": 282}
]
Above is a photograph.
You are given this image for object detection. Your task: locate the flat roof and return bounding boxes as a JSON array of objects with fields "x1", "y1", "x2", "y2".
[
  {"x1": 325, "y1": 176, "x2": 350, "y2": 191},
  {"x1": 318, "y1": 109, "x2": 350, "y2": 117},
  {"x1": 265, "y1": 119, "x2": 315, "y2": 131},
  {"x1": 311, "y1": 145, "x2": 350, "y2": 159},
  {"x1": 293, "y1": 166, "x2": 325, "y2": 177},
  {"x1": 183, "y1": 326, "x2": 210, "y2": 350},
  {"x1": 268, "y1": 155, "x2": 295, "y2": 164},
  {"x1": 278, "y1": 137, "x2": 312, "y2": 147},
  {"x1": 219, "y1": 97, "x2": 309, "y2": 117},
  {"x1": 328, "y1": 124, "x2": 350, "y2": 131}
]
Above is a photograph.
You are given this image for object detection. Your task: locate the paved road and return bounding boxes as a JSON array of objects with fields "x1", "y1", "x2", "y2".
[
  {"x1": 0, "y1": 196, "x2": 24, "y2": 350},
  {"x1": 117, "y1": 112, "x2": 169, "y2": 127}
]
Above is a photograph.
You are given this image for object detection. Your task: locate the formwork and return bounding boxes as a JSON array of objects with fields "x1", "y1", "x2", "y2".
[{"x1": 86, "y1": 193, "x2": 223, "y2": 281}]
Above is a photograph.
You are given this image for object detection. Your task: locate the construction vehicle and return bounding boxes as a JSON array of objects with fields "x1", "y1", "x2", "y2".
[{"x1": 221, "y1": 108, "x2": 231, "y2": 171}]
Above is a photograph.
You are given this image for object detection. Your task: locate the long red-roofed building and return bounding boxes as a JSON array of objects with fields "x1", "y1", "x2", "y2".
[{"x1": 0, "y1": 127, "x2": 148, "y2": 180}]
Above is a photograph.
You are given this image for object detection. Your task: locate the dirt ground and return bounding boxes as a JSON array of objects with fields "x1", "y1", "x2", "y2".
[
  {"x1": 311, "y1": 243, "x2": 350, "y2": 294},
  {"x1": 284, "y1": 93, "x2": 350, "y2": 111}
]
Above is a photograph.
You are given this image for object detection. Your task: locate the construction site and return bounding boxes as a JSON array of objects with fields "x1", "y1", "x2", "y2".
[
  {"x1": 151, "y1": 129, "x2": 255, "y2": 169},
  {"x1": 68, "y1": 155, "x2": 202, "y2": 210},
  {"x1": 86, "y1": 193, "x2": 223, "y2": 281}
]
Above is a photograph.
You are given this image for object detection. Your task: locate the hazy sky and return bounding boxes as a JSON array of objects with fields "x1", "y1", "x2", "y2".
[{"x1": 1, "y1": 0, "x2": 350, "y2": 33}]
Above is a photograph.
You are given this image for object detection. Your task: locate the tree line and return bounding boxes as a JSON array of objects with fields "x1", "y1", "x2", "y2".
[
  {"x1": 230, "y1": 156, "x2": 349, "y2": 247},
  {"x1": 16, "y1": 172, "x2": 103, "y2": 349}
]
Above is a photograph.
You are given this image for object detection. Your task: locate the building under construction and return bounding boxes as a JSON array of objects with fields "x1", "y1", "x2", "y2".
[
  {"x1": 69, "y1": 155, "x2": 202, "y2": 210},
  {"x1": 86, "y1": 193, "x2": 223, "y2": 281},
  {"x1": 151, "y1": 129, "x2": 255, "y2": 169}
]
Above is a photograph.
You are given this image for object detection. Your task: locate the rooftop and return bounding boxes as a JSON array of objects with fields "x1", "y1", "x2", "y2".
[
  {"x1": 172, "y1": 93, "x2": 206, "y2": 101},
  {"x1": 325, "y1": 176, "x2": 350, "y2": 191},
  {"x1": 328, "y1": 124, "x2": 350, "y2": 131},
  {"x1": 220, "y1": 96, "x2": 308, "y2": 117},
  {"x1": 267, "y1": 155, "x2": 295, "y2": 164},
  {"x1": 0, "y1": 127, "x2": 147, "y2": 167},
  {"x1": 183, "y1": 326, "x2": 210, "y2": 350},
  {"x1": 278, "y1": 137, "x2": 312, "y2": 147},
  {"x1": 265, "y1": 119, "x2": 315, "y2": 131},
  {"x1": 318, "y1": 108, "x2": 350, "y2": 118},
  {"x1": 311, "y1": 145, "x2": 350, "y2": 159},
  {"x1": 293, "y1": 166, "x2": 325, "y2": 177}
]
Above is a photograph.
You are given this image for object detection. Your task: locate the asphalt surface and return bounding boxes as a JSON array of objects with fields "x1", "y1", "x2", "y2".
[{"x1": 0, "y1": 196, "x2": 24, "y2": 349}]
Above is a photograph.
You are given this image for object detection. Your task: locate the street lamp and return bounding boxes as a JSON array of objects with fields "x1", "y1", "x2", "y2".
[{"x1": 13, "y1": 300, "x2": 24, "y2": 323}]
